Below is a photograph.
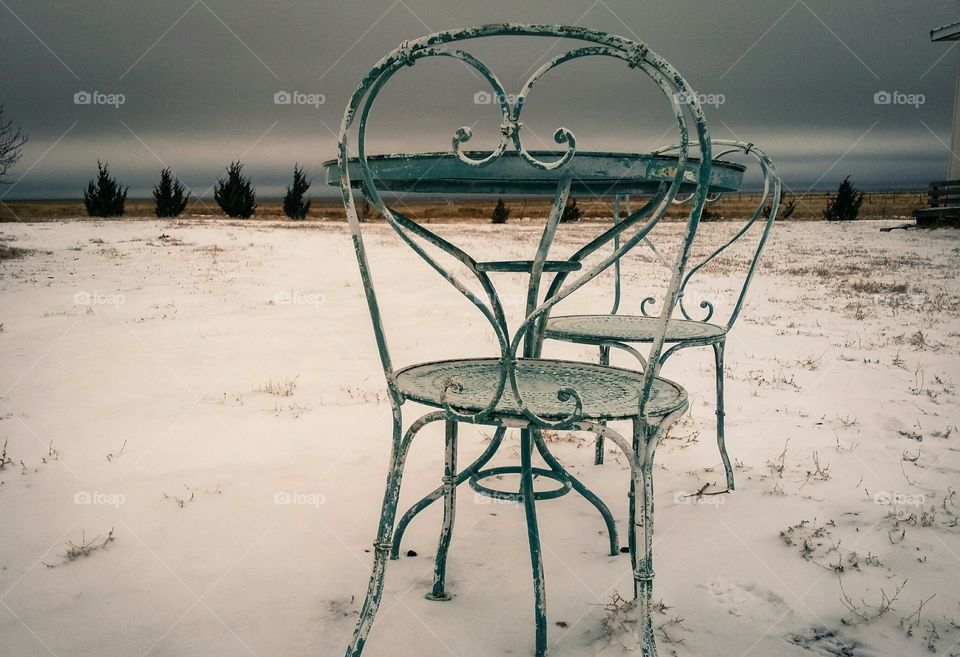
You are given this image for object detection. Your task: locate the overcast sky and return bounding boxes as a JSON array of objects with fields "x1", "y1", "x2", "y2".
[{"x1": 1, "y1": 0, "x2": 959, "y2": 198}]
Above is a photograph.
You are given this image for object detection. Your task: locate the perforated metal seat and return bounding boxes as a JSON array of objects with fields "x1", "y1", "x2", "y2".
[
  {"x1": 396, "y1": 357, "x2": 687, "y2": 420},
  {"x1": 545, "y1": 314, "x2": 725, "y2": 345}
]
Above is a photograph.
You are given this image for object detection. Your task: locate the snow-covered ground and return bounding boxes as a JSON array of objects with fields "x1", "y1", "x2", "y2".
[{"x1": 1, "y1": 218, "x2": 958, "y2": 657}]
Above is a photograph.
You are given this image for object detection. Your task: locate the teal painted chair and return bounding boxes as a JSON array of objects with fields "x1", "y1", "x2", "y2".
[
  {"x1": 544, "y1": 140, "x2": 782, "y2": 489},
  {"x1": 334, "y1": 24, "x2": 715, "y2": 657}
]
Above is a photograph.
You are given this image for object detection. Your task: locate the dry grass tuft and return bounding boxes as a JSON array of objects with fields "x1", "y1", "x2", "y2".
[{"x1": 256, "y1": 375, "x2": 299, "y2": 397}]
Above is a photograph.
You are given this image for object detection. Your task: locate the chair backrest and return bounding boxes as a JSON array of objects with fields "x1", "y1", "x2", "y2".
[
  {"x1": 336, "y1": 24, "x2": 712, "y2": 427},
  {"x1": 623, "y1": 140, "x2": 782, "y2": 332}
]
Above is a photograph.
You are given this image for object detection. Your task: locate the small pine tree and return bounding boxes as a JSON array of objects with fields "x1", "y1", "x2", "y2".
[
  {"x1": 823, "y1": 176, "x2": 864, "y2": 221},
  {"x1": 83, "y1": 161, "x2": 127, "y2": 217},
  {"x1": 282, "y1": 164, "x2": 311, "y2": 220},
  {"x1": 560, "y1": 198, "x2": 582, "y2": 223},
  {"x1": 214, "y1": 161, "x2": 256, "y2": 218},
  {"x1": 766, "y1": 194, "x2": 797, "y2": 221},
  {"x1": 153, "y1": 168, "x2": 189, "y2": 217},
  {"x1": 700, "y1": 205, "x2": 720, "y2": 222},
  {"x1": 491, "y1": 198, "x2": 510, "y2": 224}
]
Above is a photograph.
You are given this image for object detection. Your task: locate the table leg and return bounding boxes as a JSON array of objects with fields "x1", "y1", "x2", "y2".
[
  {"x1": 595, "y1": 345, "x2": 611, "y2": 465},
  {"x1": 521, "y1": 427, "x2": 548, "y2": 657},
  {"x1": 532, "y1": 429, "x2": 618, "y2": 556}
]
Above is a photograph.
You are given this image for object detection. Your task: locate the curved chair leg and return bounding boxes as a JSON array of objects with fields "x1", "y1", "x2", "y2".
[
  {"x1": 521, "y1": 428, "x2": 548, "y2": 657},
  {"x1": 533, "y1": 429, "x2": 618, "y2": 556},
  {"x1": 391, "y1": 426, "x2": 506, "y2": 559},
  {"x1": 631, "y1": 420, "x2": 658, "y2": 656},
  {"x1": 636, "y1": 459, "x2": 657, "y2": 653},
  {"x1": 594, "y1": 345, "x2": 611, "y2": 465},
  {"x1": 345, "y1": 415, "x2": 412, "y2": 657},
  {"x1": 627, "y1": 475, "x2": 637, "y2": 573},
  {"x1": 426, "y1": 420, "x2": 457, "y2": 601},
  {"x1": 713, "y1": 340, "x2": 734, "y2": 491}
]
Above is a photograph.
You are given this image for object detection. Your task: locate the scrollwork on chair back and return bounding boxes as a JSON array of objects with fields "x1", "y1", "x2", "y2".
[{"x1": 639, "y1": 140, "x2": 782, "y2": 331}]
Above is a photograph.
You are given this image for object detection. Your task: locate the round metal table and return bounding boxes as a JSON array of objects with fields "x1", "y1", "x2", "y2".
[{"x1": 324, "y1": 149, "x2": 745, "y2": 196}]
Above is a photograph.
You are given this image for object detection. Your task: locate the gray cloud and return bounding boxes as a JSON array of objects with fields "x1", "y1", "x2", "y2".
[{"x1": 1, "y1": 0, "x2": 957, "y2": 199}]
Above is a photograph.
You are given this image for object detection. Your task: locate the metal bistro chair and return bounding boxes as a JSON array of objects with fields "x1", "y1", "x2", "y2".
[
  {"x1": 335, "y1": 25, "x2": 713, "y2": 657},
  {"x1": 545, "y1": 140, "x2": 782, "y2": 488}
]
